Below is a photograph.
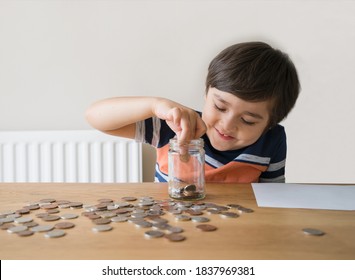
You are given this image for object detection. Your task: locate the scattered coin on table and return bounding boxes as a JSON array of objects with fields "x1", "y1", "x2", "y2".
[{"x1": 0, "y1": 196, "x2": 257, "y2": 243}]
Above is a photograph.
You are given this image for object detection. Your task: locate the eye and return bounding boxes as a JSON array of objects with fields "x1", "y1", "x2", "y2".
[
  {"x1": 241, "y1": 118, "x2": 256, "y2": 126},
  {"x1": 214, "y1": 104, "x2": 226, "y2": 112}
]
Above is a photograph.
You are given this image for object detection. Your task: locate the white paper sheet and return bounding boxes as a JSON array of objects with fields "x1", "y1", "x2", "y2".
[{"x1": 251, "y1": 183, "x2": 355, "y2": 210}]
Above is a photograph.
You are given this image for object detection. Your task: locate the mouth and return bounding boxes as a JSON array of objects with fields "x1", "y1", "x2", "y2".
[{"x1": 215, "y1": 128, "x2": 235, "y2": 141}]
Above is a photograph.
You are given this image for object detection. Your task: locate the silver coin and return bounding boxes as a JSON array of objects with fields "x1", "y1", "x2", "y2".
[
  {"x1": 14, "y1": 217, "x2": 33, "y2": 224},
  {"x1": 114, "y1": 202, "x2": 130, "y2": 208},
  {"x1": 144, "y1": 230, "x2": 165, "y2": 238},
  {"x1": 0, "y1": 217, "x2": 15, "y2": 223},
  {"x1": 134, "y1": 220, "x2": 153, "y2": 228},
  {"x1": 44, "y1": 229, "x2": 66, "y2": 238},
  {"x1": 175, "y1": 215, "x2": 191, "y2": 221},
  {"x1": 167, "y1": 226, "x2": 184, "y2": 233},
  {"x1": 220, "y1": 212, "x2": 239, "y2": 218},
  {"x1": 92, "y1": 225, "x2": 112, "y2": 232},
  {"x1": 58, "y1": 204, "x2": 71, "y2": 209},
  {"x1": 31, "y1": 225, "x2": 54, "y2": 232},
  {"x1": 60, "y1": 213, "x2": 79, "y2": 220},
  {"x1": 7, "y1": 225, "x2": 28, "y2": 233},
  {"x1": 302, "y1": 228, "x2": 325, "y2": 236},
  {"x1": 131, "y1": 212, "x2": 147, "y2": 219},
  {"x1": 191, "y1": 216, "x2": 210, "y2": 223},
  {"x1": 111, "y1": 216, "x2": 128, "y2": 223},
  {"x1": 99, "y1": 212, "x2": 117, "y2": 219},
  {"x1": 7, "y1": 213, "x2": 22, "y2": 219},
  {"x1": 0, "y1": 210, "x2": 15, "y2": 216}
]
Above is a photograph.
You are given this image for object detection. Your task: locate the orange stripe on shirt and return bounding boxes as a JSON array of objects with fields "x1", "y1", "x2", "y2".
[{"x1": 156, "y1": 145, "x2": 267, "y2": 183}]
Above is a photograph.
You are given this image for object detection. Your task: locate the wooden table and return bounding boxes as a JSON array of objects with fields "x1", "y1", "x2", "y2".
[{"x1": 0, "y1": 183, "x2": 354, "y2": 260}]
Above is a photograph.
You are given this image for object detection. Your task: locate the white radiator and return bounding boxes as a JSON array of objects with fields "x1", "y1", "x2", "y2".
[{"x1": 0, "y1": 130, "x2": 142, "y2": 183}]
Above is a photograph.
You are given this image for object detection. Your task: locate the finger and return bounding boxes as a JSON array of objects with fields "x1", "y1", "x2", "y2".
[{"x1": 194, "y1": 117, "x2": 207, "y2": 139}]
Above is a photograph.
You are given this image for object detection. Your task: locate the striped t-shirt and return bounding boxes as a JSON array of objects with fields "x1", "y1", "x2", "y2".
[{"x1": 135, "y1": 115, "x2": 286, "y2": 183}]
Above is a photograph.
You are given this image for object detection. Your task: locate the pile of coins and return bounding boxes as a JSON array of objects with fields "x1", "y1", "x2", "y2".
[{"x1": 0, "y1": 196, "x2": 255, "y2": 242}]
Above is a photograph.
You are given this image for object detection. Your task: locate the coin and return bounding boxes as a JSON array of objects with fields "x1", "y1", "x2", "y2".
[
  {"x1": 93, "y1": 218, "x2": 111, "y2": 225},
  {"x1": 111, "y1": 216, "x2": 128, "y2": 223},
  {"x1": 302, "y1": 228, "x2": 325, "y2": 236},
  {"x1": 16, "y1": 208, "x2": 31, "y2": 215},
  {"x1": 69, "y1": 202, "x2": 83, "y2": 209},
  {"x1": 175, "y1": 215, "x2": 191, "y2": 221},
  {"x1": 144, "y1": 230, "x2": 165, "y2": 238},
  {"x1": 220, "y1": 212, "x2": 239, "y2": 218},
  {"x1": 41, "y1": 203, "x2": 58, "y2": 210},
  {"x1": 0, "y1": 217, "x2": 15, "y2": 223},
  {"x1": 44, "y1": 230, "x2": 66, "y2": 238},
  {"x1": 121, "y1": 196, "x2": 137, "y2": 202},
  {"x1": 60, "y1": 213, "x2": 79, "y2": 220},
  {"x1": 92, "y1": 225, "x2": 112, "y2": 232},
  {"x1": 14, "y1": 217, "x2": 33, "y2": 224},
  {"x1": 42, "y1": 215, "x2": 61, "y2": 221},
  {"x1": 0, "y1": 223, "x2": 15, "y2": 230},
  {"x1": 39, "y1": 198, "x2": 56, "y2": 203},
  {"x1": 134, "y1": 220, "x2": 153, "y2": 228},
  {"x1": 22, "y1": 221, "x2": 38, "y2": 228},
  {"x1": 31, "y1": 225, "x2": 54, "y2": 232},
  {"x1": 191, "y1": 216, "x2": 210, "y2": 223},
  {"x1": 7, "y1": 225, "x2": 28, "y2": 233},
  {"x1": 164, "y1": 233, "x2": 186, "y2": 242},
  {"x1": 196, "y1": 224, "x2": 217, "y2": 232},
  {"x1": 17, "y1": 230, "x2": 34, "y2": 237},
  {"x1": 55, "y1": 222, "x2": 75, "y2": 229},
  {"x1": 167, "y1": 226, "x2": 184, "y2": 233}
]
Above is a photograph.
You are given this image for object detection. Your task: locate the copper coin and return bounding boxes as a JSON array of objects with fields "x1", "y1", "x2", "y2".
[
  {"x1": 98, "y1": 198, "x2": 113, "y2": 203},
  {"x1": 145, "y1": 230, "x2": 165, "y2": 238},
  {"x1": 23, "y1": 205, "x2": 40, "y2": 211},
  {"x1": 16, "y1": 208, "x2": 31, "y2": 214},
  {"x1": 17, "y1": 230, "x2": 34, "y2": 237},
  {"x1": 196, "y1": 224, "x2": 217, "y2": 232},
  {"x1": 46, "y1": 209, "x2": 60, "y2": 214},
  {"x1": 121, "y1": 196, "x2": 137, "y2": 202},
  {"x1": 41, "y1": 203, "x2": 58, "y2": 210},
  {"x1": 42, "y1": 215, "x2": 61, "y2": 221},
  {"x1": 164, "y1": 233, "x2": 186, "y2": 242},
  {"x1": 69, "y1": 202, "x2": 83, "y2": 208},
  {"x1": 185, "y1": 209, "x2": 203, "y2": 216},
  {"x1": 36, "y1": 213, "x2": 49, "y2": 218},
  {"x1": 93, "y1": 218, "x2": 111, "y2": 225},
  {"x1": 55, "y1": 222, "x2": 75, "y2": 229},
  {"x1": 39, "y1": 198, "x2": 56, "y2": 203},
  {"x1": 23, "y1": 221, "x2": 38, "y2": 228},
  {"x1": 0, "y1": 223, "x2": 15, "y2": 230}
]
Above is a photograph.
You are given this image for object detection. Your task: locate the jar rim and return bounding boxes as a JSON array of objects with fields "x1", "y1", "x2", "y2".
[{"x1": 169, "y1": 138, "x2": 204, "y2": 146}]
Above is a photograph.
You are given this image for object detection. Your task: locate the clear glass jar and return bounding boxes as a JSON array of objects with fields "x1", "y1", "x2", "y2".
[{"x1": 168, "y1": 138, "x2": 205, "y2": 200}]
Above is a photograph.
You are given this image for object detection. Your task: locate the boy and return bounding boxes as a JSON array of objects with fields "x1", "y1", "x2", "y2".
[{"x1": 86, "y1": 41, "x2": 300, "y2": 183}]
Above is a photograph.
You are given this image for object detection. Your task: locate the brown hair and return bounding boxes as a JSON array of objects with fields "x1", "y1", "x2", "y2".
[{"x1": 206, "y1": 42, "x2": 300, "y2": 127}]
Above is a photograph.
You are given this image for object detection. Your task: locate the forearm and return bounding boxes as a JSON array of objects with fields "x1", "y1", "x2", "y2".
[{"x1": 85, "y1": 96, "x2": 159, "y2": 131}]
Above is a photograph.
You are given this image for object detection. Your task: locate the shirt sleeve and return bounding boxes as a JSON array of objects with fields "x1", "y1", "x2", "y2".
[
  {"x1": 259, "y1": 127, "x2": 287, "y2": 183},
  {"x1": 135, "y1": 117, "x2": 174, "y2": 148}
]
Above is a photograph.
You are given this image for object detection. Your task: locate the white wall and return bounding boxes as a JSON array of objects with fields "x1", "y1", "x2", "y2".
[{"x1": 1, "y1": 0, "x2": 354, "y2": 183}]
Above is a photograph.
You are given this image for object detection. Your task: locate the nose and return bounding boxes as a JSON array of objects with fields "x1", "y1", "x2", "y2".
[{"x1": 220, "y1": 115, "x2": 237, "y2": 134}]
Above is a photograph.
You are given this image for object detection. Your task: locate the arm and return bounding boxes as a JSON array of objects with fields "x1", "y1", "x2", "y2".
[{"x1": 85, "y1": 96, "x2": 206, "y2": 143}]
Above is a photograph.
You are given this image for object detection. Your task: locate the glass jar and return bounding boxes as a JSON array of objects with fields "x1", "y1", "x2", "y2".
[{"x1": 168, "y1": 138, "x2": 205, "y2": 200}]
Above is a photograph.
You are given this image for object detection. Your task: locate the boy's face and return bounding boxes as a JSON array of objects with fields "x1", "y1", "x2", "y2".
[{"x1": 202, "y1": 87, "x2": 271, "y2": 151}]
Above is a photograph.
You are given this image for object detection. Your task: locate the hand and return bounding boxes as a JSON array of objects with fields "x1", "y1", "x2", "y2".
[{"x1": 153, "y1": 98, "x2": 206, "y2": 144}]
